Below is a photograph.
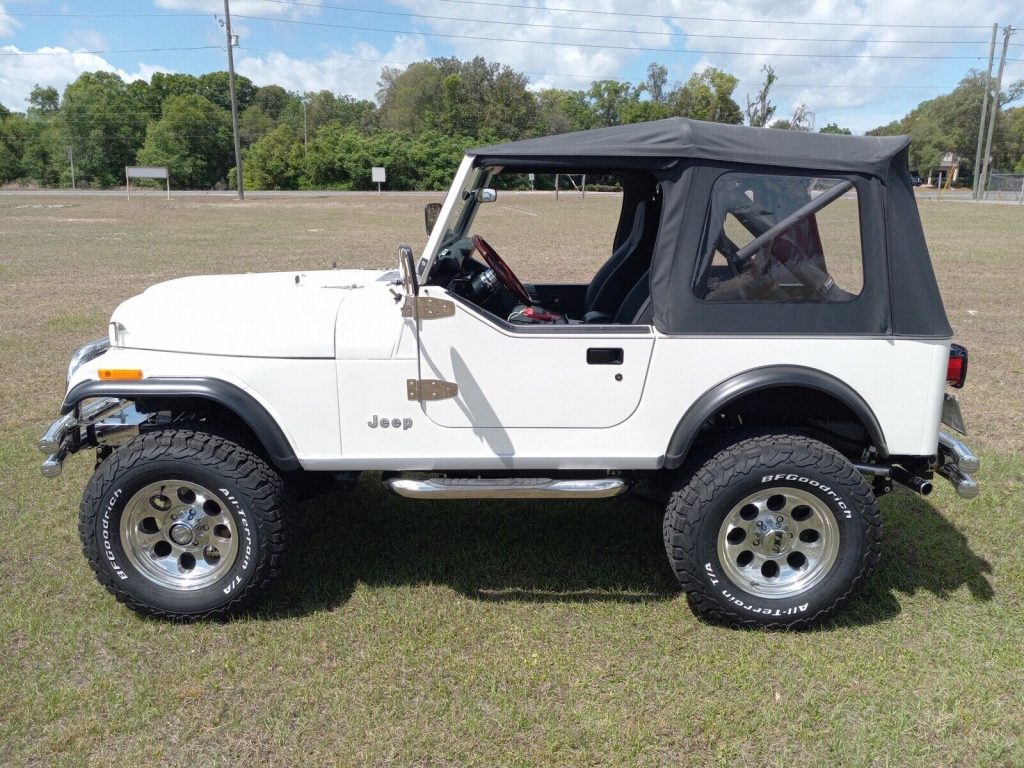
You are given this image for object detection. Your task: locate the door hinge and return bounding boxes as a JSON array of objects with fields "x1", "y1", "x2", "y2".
[
  {"x1": 401, "y1": 296, "x2": 455, "y2": 319},
  {"x1": 407, "y1": 379, "x2": 459, "y2": 401}
]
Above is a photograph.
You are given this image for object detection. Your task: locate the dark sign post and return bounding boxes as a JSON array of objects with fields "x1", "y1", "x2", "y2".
[{"x1": 66, "y1": 146, "x2": 76, "y2": 192}]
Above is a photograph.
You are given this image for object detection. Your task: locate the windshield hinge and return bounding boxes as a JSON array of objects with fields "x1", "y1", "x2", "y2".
[
  {"x1": 407, "y1": 379, "x2": 459, "y2": 401},
  {"x1": 401, "y1": 296, "x2": 455, "y2": 320}
]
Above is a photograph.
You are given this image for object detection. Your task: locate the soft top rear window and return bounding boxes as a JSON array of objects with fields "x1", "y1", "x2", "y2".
[{"x1": 694, "y1": 172, "x2": 864, "y2": 303}]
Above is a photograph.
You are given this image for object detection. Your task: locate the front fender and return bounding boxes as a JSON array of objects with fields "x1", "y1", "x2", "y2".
[{"x1": 62, "y1": 377, "x2": 301, "y2": 472}]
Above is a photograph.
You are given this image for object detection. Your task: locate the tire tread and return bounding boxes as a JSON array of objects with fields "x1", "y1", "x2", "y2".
[
  {"x1": 663, "y1": 432, "x2": 881, "y2": 629},
  {"x1": 79, "y1": 429, "x2": 288, "y2": 620}
]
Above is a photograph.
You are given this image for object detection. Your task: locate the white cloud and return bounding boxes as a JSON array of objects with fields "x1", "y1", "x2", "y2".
[
  {"x1": 63, "y1": 28, "x2": 107, "y2": 51},
  {"x1": 0, "y1": 47, "x2": 171, "y2": 111},
  {"x1": 382, "y1": 0, "x2": 1021, "y2": 129},
  {"x1": 0, "y1": 3, "x2": 21, "y2": 38},
  {"x1": 660, "y1": 0, "x2": 1022, "y2": 126},
  {"x1": 235, "y1": 35, "x2": 428, "y2": 99},
  {"x1": 391, "y1": 0, "x2": 672, "y2": 90}
]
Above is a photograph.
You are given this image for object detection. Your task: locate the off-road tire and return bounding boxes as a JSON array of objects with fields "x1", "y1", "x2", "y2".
[
  {"x1": 663, "y1": 433, "x2": 881, "y2": 629},
  {"x1": 80, "y1": 429, "x2": 287, "y2": 619}
]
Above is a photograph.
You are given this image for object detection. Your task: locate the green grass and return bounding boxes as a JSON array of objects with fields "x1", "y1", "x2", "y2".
[{"x1": 1, "y1": 193, "x2": 1023, "y2": 767}]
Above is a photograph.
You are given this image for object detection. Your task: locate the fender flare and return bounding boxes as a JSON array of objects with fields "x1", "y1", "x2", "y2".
[
  {"x1": 62, "y1": 377, "x2": 301, "y2": 471},
  {"x1": 663, "y1": 365, "x2": 888, "y2": 469}
]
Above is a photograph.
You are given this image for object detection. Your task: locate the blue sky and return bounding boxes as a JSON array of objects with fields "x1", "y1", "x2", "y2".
[{"x1": 1, "y1": 0, "x2": 1022, "y2": 133}]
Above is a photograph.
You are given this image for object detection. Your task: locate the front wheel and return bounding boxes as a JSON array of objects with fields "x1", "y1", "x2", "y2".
[
  {"x1": 79, "y1": 430, "x2": 287, "y2": 619},
  {"x1": 663, "y1": 433, "x2": 881, "y2": 628}
]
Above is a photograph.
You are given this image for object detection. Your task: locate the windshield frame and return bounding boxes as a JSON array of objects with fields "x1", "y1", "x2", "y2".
[
  {"x1": 418, "y1": 156, "x2": 493, "y2": 281},
  {"x1": 438, "y1": 167, "x2": 491, "y2": 251}
]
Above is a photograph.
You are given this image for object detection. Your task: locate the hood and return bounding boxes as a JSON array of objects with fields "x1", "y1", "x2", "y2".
[{"x1": 110, "y1": 269, "x2": 391, "y2": 358}]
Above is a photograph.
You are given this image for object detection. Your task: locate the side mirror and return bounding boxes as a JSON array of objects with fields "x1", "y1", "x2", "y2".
[
  {"x1": 398, "y1": 245, "x2": 418, "y2": 296},
  {"x1": 424, "y1": 202, "x2": 442, "y2": 236},
  {"x1": 476, "y1": 188, "x2": 497, "y2": 203}
]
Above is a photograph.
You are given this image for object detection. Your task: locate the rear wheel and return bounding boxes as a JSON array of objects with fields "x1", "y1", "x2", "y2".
[
  {"x1": 80, "y1": 430, "x2": 287, "y2": 619},
  {"x1": 663, "y1": 433, "x2": 881, "y2": 628}
]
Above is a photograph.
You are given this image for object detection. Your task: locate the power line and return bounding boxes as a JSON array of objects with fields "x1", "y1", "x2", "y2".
[
  {"x1": 434, "y1": 0, "x2": 999, "y2": 28},
  {"x1": 4, "y1": 12, "x2": 211, "y2": 18},
  {"x1": 44, "y1": 0, "x2": 999, "y2": 30},
  {"x1": 0, "y1": 46, "x2": 224, "y2": 57},
  {"x1": 239, "y1": 46, "x2": 965, "y2": 90},
  {"x1": 231, "y1": 13, "x2": 1013, "y2": 61},
  {"x1": 256, "y1": 0, "x2": 999, "y2": 29},
  {"x1": 248, "y1": 0, "x2": 998, "y2": 45},
  {"x1": 19, "y1": 0, "x2": 1014, "y2": 45}
]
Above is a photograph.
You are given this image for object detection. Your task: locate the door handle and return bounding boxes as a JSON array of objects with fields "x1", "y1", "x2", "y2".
[{"x1": 587, "y1": 347, "x2": 623, "y2": 365}]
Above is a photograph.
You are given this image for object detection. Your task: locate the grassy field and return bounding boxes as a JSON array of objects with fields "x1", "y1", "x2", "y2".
[{"x1": 1, "y1": 192, "x2": 1022, "y2": 767}]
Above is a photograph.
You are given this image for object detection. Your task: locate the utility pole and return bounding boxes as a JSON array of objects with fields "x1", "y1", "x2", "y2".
[
  {"x1": 978, "y1": 25, "x2": 1012, "y2": 201},
  {"x1": 302, "y1": 97, "x2": 308, "y2": 153},
  {"x1": 66, "y1": 145, "x2": 76, "y2": 192},
  {"x1": 972, "y1": 23, "x2": 998, "y2": 200},
  {"x1": 223, "y1": 0, "x2": 244, "y2": 201}
]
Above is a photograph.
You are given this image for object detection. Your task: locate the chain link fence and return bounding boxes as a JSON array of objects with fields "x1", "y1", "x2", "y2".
[{"x1": 985, "y1": 173, "x2": 1024, "y2": 203}]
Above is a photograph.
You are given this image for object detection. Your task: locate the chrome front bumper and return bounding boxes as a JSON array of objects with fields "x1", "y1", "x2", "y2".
[
  {"x1": 37, "y1": 398, "x2": 147, "y2": 478},
  {"x1": 936, "y1": 431, "x2": 980, "y2": 500}
]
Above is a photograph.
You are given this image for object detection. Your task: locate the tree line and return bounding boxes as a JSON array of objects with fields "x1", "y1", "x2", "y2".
[
  {"x1": 867, "y1": 71, "x2": 1024, "y2": 179},
  {"x1": 0, "y1": 57, "x2": 1021, "y2": 191}
]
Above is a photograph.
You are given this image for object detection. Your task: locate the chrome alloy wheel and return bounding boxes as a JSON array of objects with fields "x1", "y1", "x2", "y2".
[
  {"x1": 716, "y1": 487, "x2": 840, "y2": 599},
  {"x1": 120, "y1": 480, "x2": 239, "y2": 591}
]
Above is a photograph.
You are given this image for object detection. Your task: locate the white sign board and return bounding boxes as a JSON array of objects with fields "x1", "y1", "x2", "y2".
[
  {"x1": 126, "y1": 166, "x2": 169, "y2": 179},
  {"x1": 371, "y1": 166, "x2": 386, "y2": 183},
  {"x1": 125, "y1": 166, "x2": 170, "y2": 199}
]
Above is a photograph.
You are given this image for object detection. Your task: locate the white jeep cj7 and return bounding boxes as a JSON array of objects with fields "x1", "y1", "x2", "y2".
[{"x1": 39, "y1": 118, "x2": 979, "y2": 627}]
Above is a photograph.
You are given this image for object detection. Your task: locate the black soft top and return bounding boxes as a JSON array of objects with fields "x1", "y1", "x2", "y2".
[
  {"x1": 468, "y1": 118, "x2": 950, "y2": 339},
  {"x1": 470, "y1": 118, "x2": 911, "y2": 177}
]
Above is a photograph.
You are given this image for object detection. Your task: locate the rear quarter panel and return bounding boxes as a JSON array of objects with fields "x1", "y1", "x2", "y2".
[{"x1": 633, "y1": 335, "x2": 950, "y2": 458}]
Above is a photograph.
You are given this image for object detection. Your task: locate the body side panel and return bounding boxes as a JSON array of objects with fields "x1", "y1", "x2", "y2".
[{"x1": 68, "y1": 337, "x2": 947, "y2": 472}]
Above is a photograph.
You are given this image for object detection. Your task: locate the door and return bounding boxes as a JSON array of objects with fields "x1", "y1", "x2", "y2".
[{"x1": 414, "y1": 288, "x2": 654, "y2": 429}]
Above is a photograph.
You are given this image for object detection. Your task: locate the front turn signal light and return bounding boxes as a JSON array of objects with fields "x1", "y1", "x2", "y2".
[{"x1": 98, "y1": 369, "x2": 143, "y2": 381}]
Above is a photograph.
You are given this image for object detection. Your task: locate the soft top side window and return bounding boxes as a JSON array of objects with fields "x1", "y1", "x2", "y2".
[{"x1": 694, "y1": 172, "x2": 864, "y2": 303}]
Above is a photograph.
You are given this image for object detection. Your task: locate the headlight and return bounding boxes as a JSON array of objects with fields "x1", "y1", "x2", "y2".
[{"x1": 67, "y1": 337, "x2": 110, "y2": 389}]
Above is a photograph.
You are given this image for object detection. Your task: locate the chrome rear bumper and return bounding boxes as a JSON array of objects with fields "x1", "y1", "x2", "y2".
[{"x1": 936, "y1": 431, "x2": 980, "y2": 499}]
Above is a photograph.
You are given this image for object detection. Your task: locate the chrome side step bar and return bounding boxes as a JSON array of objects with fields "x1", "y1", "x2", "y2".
[{"x1": 385, "y1": 476, "x2": 628, "y2": 500}]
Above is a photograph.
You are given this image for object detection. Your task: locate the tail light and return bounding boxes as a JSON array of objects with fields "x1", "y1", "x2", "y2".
[{"x1": 947, "y1": 344, "x2": 968, "y2": 388}]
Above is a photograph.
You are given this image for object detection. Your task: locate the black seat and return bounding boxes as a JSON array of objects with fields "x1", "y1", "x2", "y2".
[
  {"x1": 614, "y1": 269, "x2": 652, "y2": 324},
  {"x1": 583, "y1": 201, "x2": 647, "y2": 323}
]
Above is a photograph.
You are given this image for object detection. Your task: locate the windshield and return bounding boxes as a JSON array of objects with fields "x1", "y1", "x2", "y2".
[{"x1": 438, "y1": 167, "x2": 490, "y2": 250}]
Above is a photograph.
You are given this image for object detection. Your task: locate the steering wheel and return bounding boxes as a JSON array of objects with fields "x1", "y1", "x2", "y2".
[{"x1": 472, "y1": 235, "x2": 532, "y2": 306}]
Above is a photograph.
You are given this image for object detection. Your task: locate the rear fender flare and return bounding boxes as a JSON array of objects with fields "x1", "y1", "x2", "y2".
[{"x1": 663, "y1": 365, "x2": 888, "y2": 469}]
